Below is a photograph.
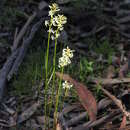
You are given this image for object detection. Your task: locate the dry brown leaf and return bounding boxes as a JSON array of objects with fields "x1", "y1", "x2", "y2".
[
  {"x1": 56, "y1": 123, "x2": 62, "y2": 130},
  {"x1": 56, "y1": 72, "x2": 97, "y2": 121},
  {"x1": 119, "y1": 115, "x2": 126, "y2": 130}
]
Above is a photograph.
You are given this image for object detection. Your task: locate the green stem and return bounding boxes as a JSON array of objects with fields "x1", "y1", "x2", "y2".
[
  {"x1": 44, "y1": 20, "x2": 52, "y2": 129},
  {"x1": 48, "y1": 31, "x2": 58, "y2": 129},
  {"x1": 60, "y1": 88, "x2": 68, "y2": 110},
  {"x1": 48, "y1": 30, "x2": 58, "y2": 115},
  {"x1": 54, "y1": 67, "x2": 64, "y2": 128}
]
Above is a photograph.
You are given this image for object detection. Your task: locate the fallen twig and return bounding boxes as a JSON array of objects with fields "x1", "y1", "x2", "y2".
[
  {"x1": 89, "y1": 77, "x2": 130, "y2": 85},
  {"x1": 12, "y1": 12, "x2": 37, "y2": 51},
  {"x1": 101, "y1": 87, "x2": 130, "y2": 118},
  {"x1": 59, "y1": 104, "x2": 81, "y2": 129},
  {"x1": 16, "y1": 101, "x2": 41, "y2": 125},
  {"x1": 63, "y1": 98, "x2": 112, "y2": 127},
  {"x1": 8, "y1": 18, "x2": 45, "y2": 80},
  {"x1": 71, "y1": 110, "x2": 122, "y2": 130},
  {"x1": 0, "y1": 48, "x2": 20, "y2": 102},
  {"x1": 0, "y1": 101, "x2": 41, "y2": 127}
]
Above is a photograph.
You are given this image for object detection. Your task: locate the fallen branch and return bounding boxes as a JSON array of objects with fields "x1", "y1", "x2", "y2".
[
  {"x1": 71, "y1": 110, "x2": 121, "y2": 130},
  {"x1": 89, "y1": 77, "x2": 130, "y2": 85},
  {"x1": 100, "y1": 87, "x2": 130, "y2": 118},
  {"x1": 62, "y1": 98, "x2": 112, "y2": 127},
  {"x1": 12, "y1": 12, "x2": 37, "y2": 51},
  {"x1": 0, "y1": 101, "x2": 41, "y2": 127},
  {"x1": 8, "y1": 18, "x2": 45, "y2": 80},
  {"x1": 0, "y1": 17, "x2": 45, "y2": 102},
  {"x1": 16, "y1": 101, "x2": 41, "y2": 125},
  {"x1": 58, "y1": 104, "x2": 82, "y2": 130},
  {"x1": 0, "y1": 48, "x2": 20, "y2": 102},
  {"x1": 84, "y1": 110, "x2": 122, "y2": 129}
]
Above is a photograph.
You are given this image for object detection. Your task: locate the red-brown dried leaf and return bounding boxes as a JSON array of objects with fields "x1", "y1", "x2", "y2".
[
  {"x1": 56, "y1": 72, "x2": 97, "y2": 121},
  {"x1": 56, "y1": 123, "x2": 62, "y2": 130},
  {"x1": 119, "y1": 115, "x2": 126, "y2": 130}
]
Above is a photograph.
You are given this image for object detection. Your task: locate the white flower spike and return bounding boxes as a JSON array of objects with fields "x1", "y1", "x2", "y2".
[
  {"x1": 63, "y1": 46, "x2": 75, "y2": 59},
  {"x1": 54, "y1": 15, "x2": 67, "y2": 29},
  {"x1": 45, "y1": 20, "x2": 49, "y2": 27},
  {"x1": 58, "y1": 55, "x2": 71, "y2": 68},
  {"x1": 45, "y1": 3, "x2": 67, "y2": 40},
  {"x1": 58, "y1": 46, "x2": 74, "y2": 68},
  {"x1": 48, "y1": 3, "x2": 60, "y2": 17},
  {"x1": 62, "y1": 81, "x2": 73, "y2": 89}
]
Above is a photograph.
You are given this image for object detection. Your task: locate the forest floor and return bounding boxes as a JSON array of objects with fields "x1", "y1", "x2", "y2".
[{"x1": 0, "y1": 0, "x2": 130, "y2": 130}]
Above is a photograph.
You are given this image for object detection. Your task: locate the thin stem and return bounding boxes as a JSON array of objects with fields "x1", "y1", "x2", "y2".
[
  {"x1": 44, "y1": 20, "x2": 52, "y2": 129},
  {"x1": 54, "y1": 67, "x2": 64, "y2": 129},
  {"x1": 65, "y1": 88, "x2": 68, "y2": 97},
  {"x1": 60, "y1": 88, "x2": 68, "y2": 110},
  {"x1": 48, "y1": 30, "x2": 58, "y2": 115},
  {"x1": 59, "y1": 88, "x2": 68, "y2": 109}
]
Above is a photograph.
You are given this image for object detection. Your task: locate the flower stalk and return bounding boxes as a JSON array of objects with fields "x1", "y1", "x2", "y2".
[{"x1": 44, "y1": 3, "x2": 74, "y2": 130}]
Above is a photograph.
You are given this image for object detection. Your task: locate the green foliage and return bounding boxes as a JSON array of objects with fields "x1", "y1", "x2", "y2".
[
  {"x1": 79, "y1": 58, "x2": 93, "y2": 81},
  {"x1": 80, "y1": 59, "x2": 93, "y2": 73},
  {"x1": 95, "y1": 40, "x2": 114, "y2": 56},
  {"x1": 11, "y1": 50, "x2": 44, "y2": 96},
  {"x1": 93, "y1": 83, "x2": 104, "y2": 100},
  {"x1": 67, "y1": 57, "x2": 94, "y2": 83},
  {"x1": 67, "y1": 56, "x2": 105, "y2": 101},
  {"x1": 94, "y1": 39, "x2": 115, "y2": 64}
]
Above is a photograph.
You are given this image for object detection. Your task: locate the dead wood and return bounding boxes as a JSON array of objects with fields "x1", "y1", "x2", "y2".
[
  {"x1": 12, "y1": 12, "x2": 37, "y2": 51},
  {"x1": 62, "y1": 98, "x2": 112, "y2": 127},
  {"x1": 16, "y1": 101, "x2": 41, "y2": 125},
  {"x1": 89, "y1": 77, "x2": 130, "y2": 85},
  {"x1": 101, "y1": 87, "x2": 130, "y2": 118},
  {"x1": 0, "y1": 48, "x2": 20, "y2": 102},
  {"x1": 7, "y1": 17, "x2": 45, "y2": 80},
  {"x1": 0, "y1": 18, "x2": 45, "y2": 102},
  {"x1": 71, "y1": 110, "x2": 121, "y2": 130}
]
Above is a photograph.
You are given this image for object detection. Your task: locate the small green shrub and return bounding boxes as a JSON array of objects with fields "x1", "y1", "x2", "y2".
[{"x1": 79, "y1": 58, "x2": 93, "y2": 81}]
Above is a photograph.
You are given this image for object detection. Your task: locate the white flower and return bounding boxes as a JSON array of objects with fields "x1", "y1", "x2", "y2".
[
  {"x1": 58, "y1": 55, "x2": 71, "y2": 68},
  {"x1": 59, "y1": 27, "x2": 64, "y2": 31},
  {"x1": 49, "y1": 11, "x2": 53, "y2": 17},
  {"x1": 45, "y1": 20, "x2": 49, "y2": 27},
  {"x1": 58, "y1": 46, "x2": 74, "y2": 68},
  {"x1": 48, "y1": 3, "x2": 60, "y2": 17},
  {"x1": 45, "y1": 3, "x2": 67, "y2": 40},
  {"x1": 53, "y1": 15, "x2": 67, "y2": 29},
  {"x1": 63, "y1": 46, "x2": 74, "y2": 58},
  {"x1": 51, "y1": 35, "x2": 55, "y2": 40},
  {"x1": 62, "y1": 81, "x2": 73, "y2": 89}
]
